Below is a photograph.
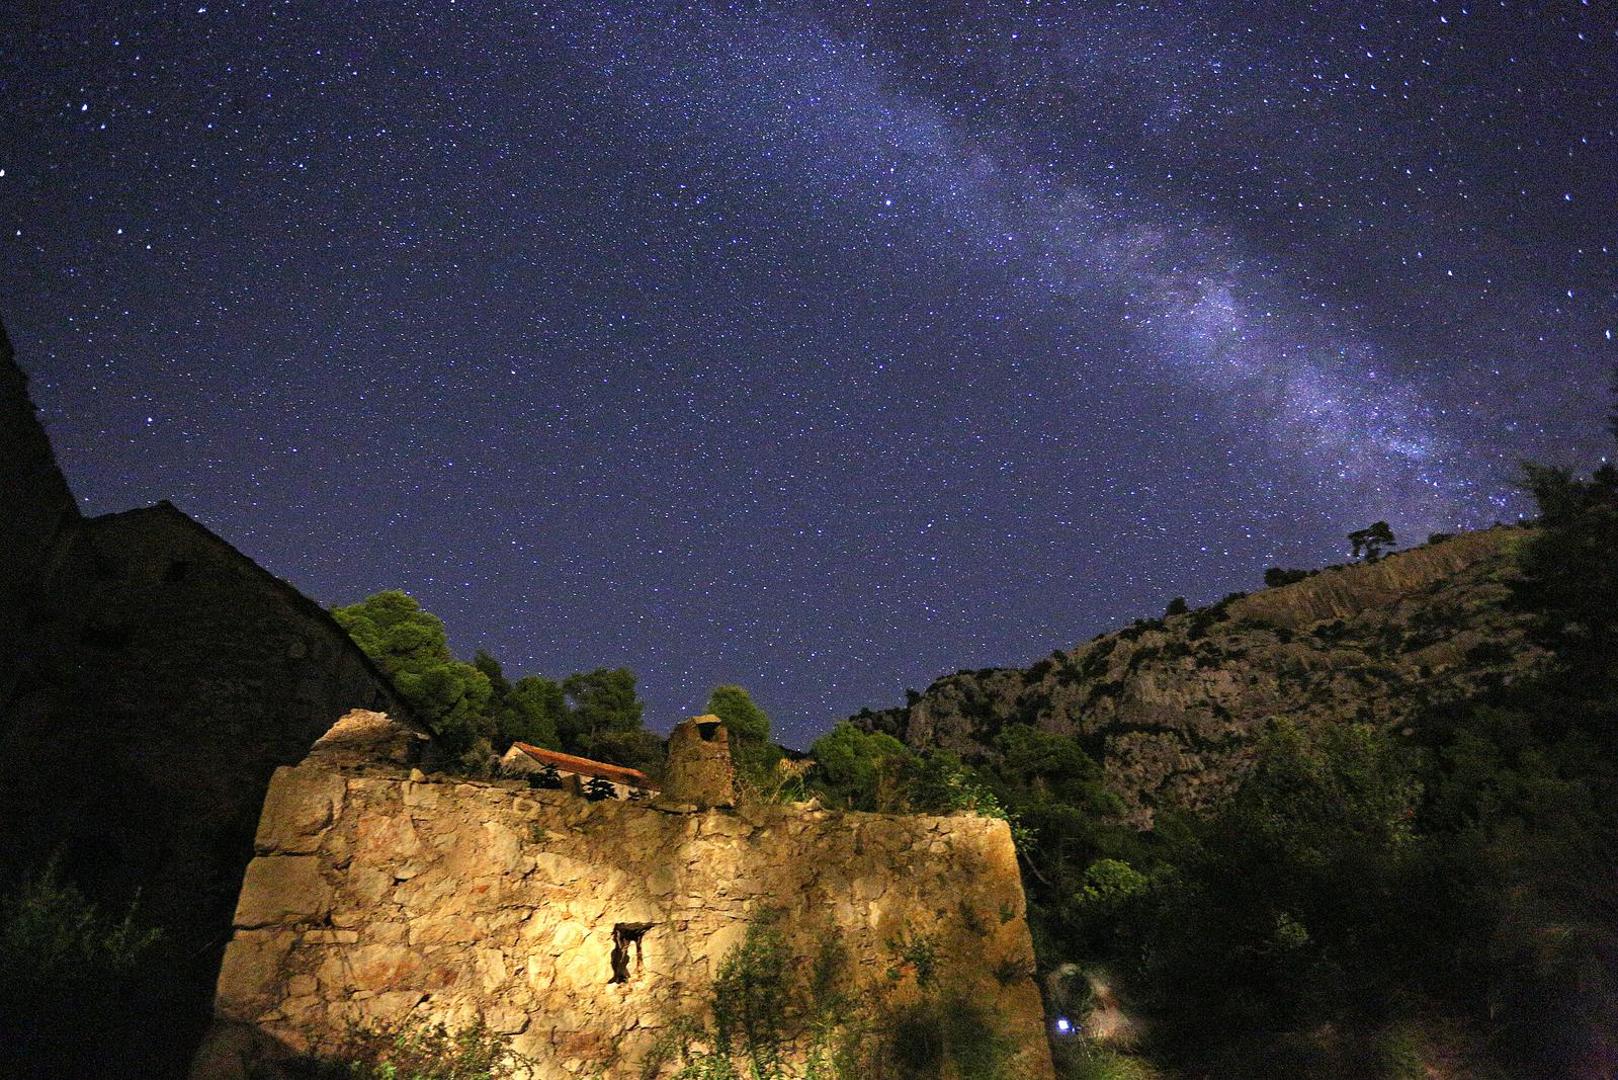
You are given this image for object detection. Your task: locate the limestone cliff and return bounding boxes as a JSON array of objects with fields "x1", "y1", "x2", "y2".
[{"x1": 852, "y1": 528, "x2": 1539, "y2": 823}]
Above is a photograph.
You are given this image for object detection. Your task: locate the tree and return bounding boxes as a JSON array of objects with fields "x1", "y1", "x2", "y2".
[
  {"x1": 1515, "y1": 459, "x2": 1618, "y2": 705},
  {"x1": 1143, "y1": 720, "x2": 1422, "y2": 1048},
  {"x1": 333, "y1": 591, "x2": 493, "y2": 756},
  {"x1": 558, "y1": 668, "x2": 644, "y2": 758},
  {"x1": 1164, "y1": 596, "x2": 1189, "y2": 617},
  {"x1": 505, "y1": 675, "x2": 565, "y2": 749},
  {"x1": 586, "y1": 728, "x2": 666, "y2": 777},
  {"x1": 705, "y1": 684, "x2": 784, "y2": 792},
  {"x1": 807, "y1": 722, "x2": 911, "y2": 811},
  {"x1": 473, "y1": 650, "x2": 564, "y2": 751},
  {"x1": 1347, "y1": 520, "x2": 1395, "y2": 560}
]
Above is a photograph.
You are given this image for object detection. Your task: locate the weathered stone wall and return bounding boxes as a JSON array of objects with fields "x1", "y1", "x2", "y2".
[
  {"x1": 195, "y1": 715, "x2": 1054, "y2": 1079},
  {"x1": 660, "y1": 715, "x2": 735, "y2": 808}
]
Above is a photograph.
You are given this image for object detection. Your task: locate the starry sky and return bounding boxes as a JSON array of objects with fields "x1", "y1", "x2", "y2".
[{"x1": 3, "y1": 2, "x2": 1615, "y2": 747}]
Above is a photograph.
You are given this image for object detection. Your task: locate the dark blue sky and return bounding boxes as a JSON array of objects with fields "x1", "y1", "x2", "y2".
[{"x1": 4, "y1": 2, "x2": 1614, "y2": 746}]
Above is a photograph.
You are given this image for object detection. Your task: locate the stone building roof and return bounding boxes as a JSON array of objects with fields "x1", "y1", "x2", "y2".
[
  {"x1": 84, "y1": 500, "x2": 414, "y2": 728},
  {"x1": 507, "y1": 742, "x2": 658, "y2": 790}
]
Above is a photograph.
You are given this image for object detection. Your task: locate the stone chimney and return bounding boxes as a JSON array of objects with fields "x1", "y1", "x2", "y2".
[{"x1": 661, "y1": 714, "x2": 735, "y2": 809}]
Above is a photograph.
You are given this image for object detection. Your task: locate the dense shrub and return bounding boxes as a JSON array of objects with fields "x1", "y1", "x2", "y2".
[
  {"x1": 0, "y1": 860, "x2": 164, "y2": 1076},
  {"x1": 325, "y1": 1017, "x2": 530, "y2": 1079}
]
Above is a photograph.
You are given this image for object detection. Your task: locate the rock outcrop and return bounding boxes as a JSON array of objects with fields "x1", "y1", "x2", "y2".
[
  {"x1": 853, "y1": 528, "x2": 1539, "y2": 823},
  {"x1": 195, "y1": 712, "x2": 1054, "y2": 1079}
]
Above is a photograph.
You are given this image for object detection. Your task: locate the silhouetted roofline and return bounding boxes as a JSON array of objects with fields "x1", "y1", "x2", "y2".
[{"x1": 83, "y1": 501, "x2": 423, "y2": 738}]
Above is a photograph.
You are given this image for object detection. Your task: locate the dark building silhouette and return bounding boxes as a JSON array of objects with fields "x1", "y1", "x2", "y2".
[{"x1": 0, "y1": 320, "x2": 406, "y2": 1077}]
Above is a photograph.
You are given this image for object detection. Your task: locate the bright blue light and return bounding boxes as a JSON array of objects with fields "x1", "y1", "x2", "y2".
[{"x1": 1055, "y1": 1016, "x2": 1073, "y2": 1035}]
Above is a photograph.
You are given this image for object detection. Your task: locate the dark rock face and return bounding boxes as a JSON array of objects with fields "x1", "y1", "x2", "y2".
[
  {"x1": 0, "y1": 321, "x2": 79, "y2": 706},
  {"x1": 852, "y1": 528, "x2": 1540, "y2": 824},
  {"x1": 0, "y1": 333, "x2": 404, "y2": 1077}
]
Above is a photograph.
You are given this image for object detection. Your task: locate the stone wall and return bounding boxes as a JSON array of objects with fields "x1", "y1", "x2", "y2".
[{"x1": 195, "y1": 712, "x2": 1055, "y2": 1079}]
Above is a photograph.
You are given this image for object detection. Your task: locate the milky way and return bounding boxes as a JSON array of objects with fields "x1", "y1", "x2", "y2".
[{"x1": 3, "y1": 2, "x2": 1614, "y2": 745}]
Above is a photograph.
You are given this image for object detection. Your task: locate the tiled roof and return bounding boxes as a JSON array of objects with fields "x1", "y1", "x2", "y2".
[{"x1": 509, "y1": 743, "x2": 659, "y2": 789}]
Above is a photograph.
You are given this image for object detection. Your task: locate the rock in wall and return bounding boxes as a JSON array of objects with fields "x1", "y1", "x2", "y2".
[{"x1": 194, "y1": 712, "x2": 1054, "y2": 1079}]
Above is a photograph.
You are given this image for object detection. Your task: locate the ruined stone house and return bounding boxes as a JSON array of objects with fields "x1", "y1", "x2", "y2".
[
  {"x1": 0, "y1": 321, "x2": 408, "y2": 1075},
  {"x1": 193, "y1": 712, "x2": 1056, "y2": 1079},
  {"x1": 2, "y1": 320, "x2": 1056, "y2": 1078}
]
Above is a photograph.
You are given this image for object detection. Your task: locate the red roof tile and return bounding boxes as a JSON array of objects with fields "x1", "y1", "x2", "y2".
[{"x1": 510, "y1": 743, "x2": 659, "y2": 789}]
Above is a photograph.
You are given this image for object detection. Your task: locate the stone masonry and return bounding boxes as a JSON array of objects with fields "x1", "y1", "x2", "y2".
[
  {"x1": 193, "y1": 711, "x2": 1055, "y2": 1078},
  {"x1": 659, "y1": 715, "x2": 736, "y2": 809}
]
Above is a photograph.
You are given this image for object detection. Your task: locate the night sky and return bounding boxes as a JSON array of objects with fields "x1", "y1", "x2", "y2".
[{"x1": 3, "y1": 3, "x2": 1615, "y2": 747}]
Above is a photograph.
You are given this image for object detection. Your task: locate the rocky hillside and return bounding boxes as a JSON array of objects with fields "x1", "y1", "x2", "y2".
[{"x1": 851, "y1": 527, "x2": 1543, "y2": 824}]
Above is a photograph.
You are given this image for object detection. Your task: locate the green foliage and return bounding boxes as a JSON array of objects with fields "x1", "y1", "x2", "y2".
[
  {"x1": 0, "y1": 859, "x2": 163, "y2": 1072},
  {"x1": 475, "y1": 650, "x2": 565, "y2": 751},
  {"x1": 1073, "y1": 859, "x2": 1148, "y2": 916},
  {"x1": 331, "y1": 1017, "x2": 530, "y2": 1079},
  {"x1": 902, "y1": 751, "x2": 1037, "y2": 853},
  {"x1": 644, "y1": 911, "x2": 805, "y2": 1080},
  {"x1": 806, "y1": 722, "x2": 910, "y2": 811},
  {"x1": 1053, "y1": 1043, "x2": 1160, "y2": 1080},
  {"x1": 884, "y1": 929, "x2": 938, "y2": 988},
  {"x1": 333, "y1": 591, "x2": 493, "y2": 757},
  {"x1": 560, "y1": 667, "x2": 646, "y2": 758},
  {"x1": 713, "y1": 909, "x2": 798, "y2": 1078},
  {"x1": 1135, "y1": 720, "x2": 1423, "y2": 1047},
  {"x1": 1514, "y1": 459, "x2": 1618, "y2": 700},
  {"x1": 0, "y1": 858, "x2": 161, "y2": 987},
  {"x1": 1163, "y1": 596, "x2": 1189, "y2": 617},
  {"x1": 707, "y1": 684, "x2": 786, "y2": 794},
  {"x1": 648, "y1": 912, "x2": 1017, "y2": 1080},
  {"x1": 335, "y1": 592, "x2": 660, "y2": 773},
  {"x1": 1263, "y1": 566, "x2": 1314, "y2": 587},
  {"x1": 876, "y1": 993, "x2": 1015, "y2": 1080},
  {"x1": 583, "y1": 775, "x2": 619, "y2": 801},
  {"x1": 1348, "y1": 520, "x2": 1396, "y2": 560},
  {"x1": 587, "y1": 727, "x2": 667, "y2": 777}
]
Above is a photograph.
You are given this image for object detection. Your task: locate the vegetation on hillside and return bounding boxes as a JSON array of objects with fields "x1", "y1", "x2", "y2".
[{"x1": 830, "y1": 398, "x2": 1618, "y2": 1077}]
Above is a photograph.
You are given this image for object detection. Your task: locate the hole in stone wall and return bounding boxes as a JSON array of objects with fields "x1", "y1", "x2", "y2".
[
  {"x1": 609, "y1": 922, "x2": 654, "y2": 984},
  {"x1": 696, "y1": 722, "x2": 720, "y2": 741}
]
